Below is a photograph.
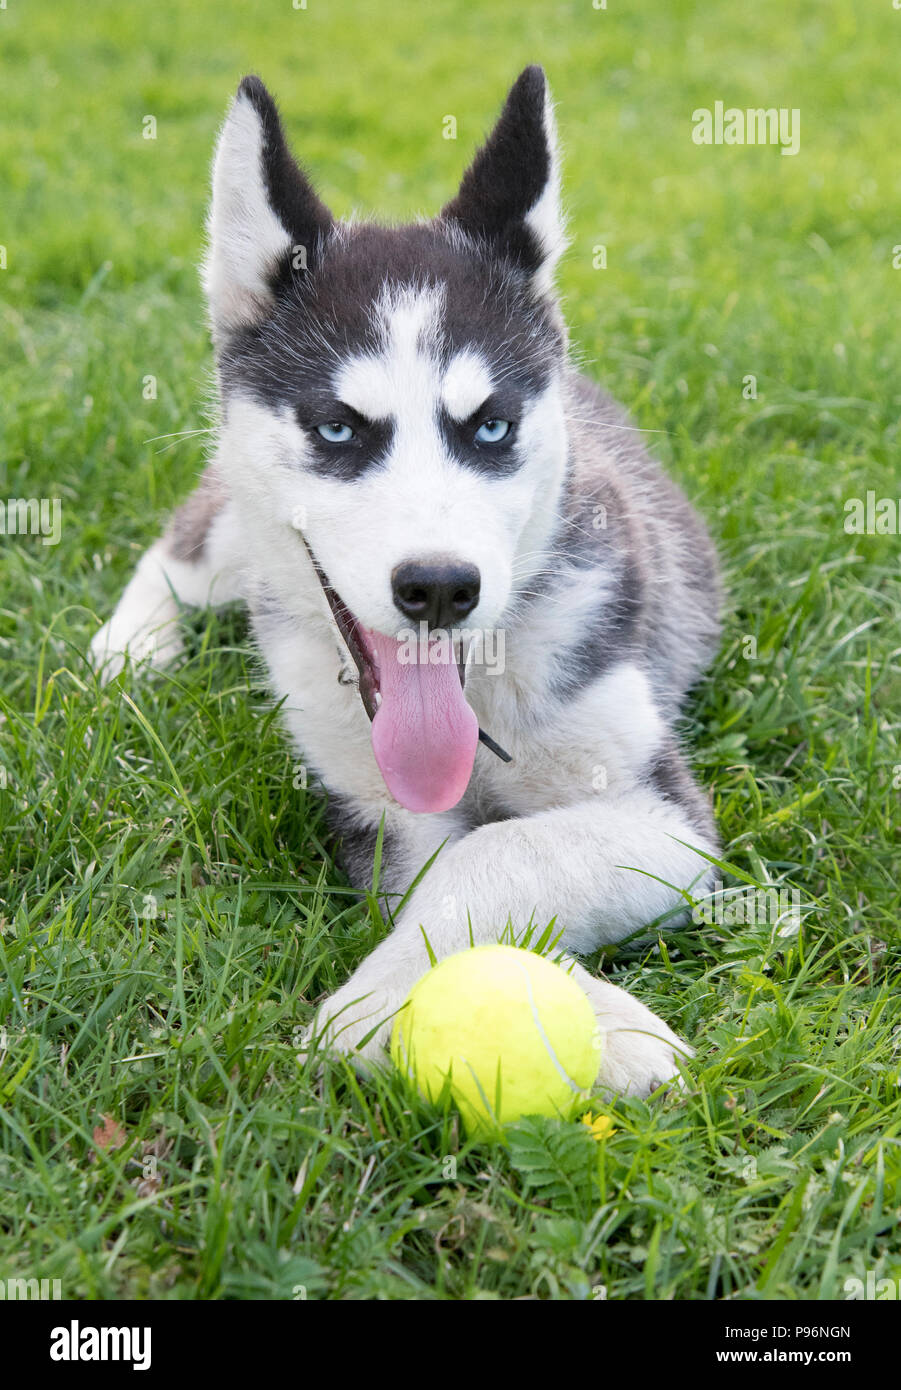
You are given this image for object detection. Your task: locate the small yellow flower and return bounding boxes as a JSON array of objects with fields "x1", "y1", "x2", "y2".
[{"x1": 581, "y1": 1111, "x2": 615, "y2": 1141}]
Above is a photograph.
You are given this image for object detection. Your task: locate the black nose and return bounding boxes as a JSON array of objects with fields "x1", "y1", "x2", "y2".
[{"x1": 391, "y1": 559, "x2": 481, "y2": 629}]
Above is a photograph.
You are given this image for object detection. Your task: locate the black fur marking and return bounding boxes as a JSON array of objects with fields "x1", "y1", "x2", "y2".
[
  {"x1": 646, "y1": 744, "x2": 716, "y2": 839},
  {"x1": 460, "y1": 784, "x2": 516, "y2": 832},
  {"x1": 523, "y1": 460, "x2": 647, "y2": 699},
  {"x1": 546, "y1": 553, "x2": 644, "y2": 700},
  {"x1": 325, "y1": 794, "x2": 400, "y2": 894},
  {"x1": 438, "y1": 401, "x2": 526, "y2": 477},
  {"x1": 440, "y1": 65, "x2": 551, "y2": 275},
  {"x1": 294, "y1": 408, "x2": 395, "y2": 482}
]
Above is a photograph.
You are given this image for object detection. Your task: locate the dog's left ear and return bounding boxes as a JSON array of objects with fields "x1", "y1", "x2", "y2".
[{"x1": 440, "y1": 66, "x2": 565, "y2": 294}]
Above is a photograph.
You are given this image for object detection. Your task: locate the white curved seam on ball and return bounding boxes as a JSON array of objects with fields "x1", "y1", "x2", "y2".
[{"x1": 516, "y1": 958, "x2": 582, "y2": 1093}]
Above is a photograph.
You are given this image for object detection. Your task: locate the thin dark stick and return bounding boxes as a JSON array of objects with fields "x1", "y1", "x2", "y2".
[{"x1": 478, "y1": 728, "x2": 512, "y2": 763}]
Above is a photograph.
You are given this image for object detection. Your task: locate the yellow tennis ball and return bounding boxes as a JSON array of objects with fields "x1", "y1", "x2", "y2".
[{"x1": 390, "y1": 945, "x2": 602, "y2": 1136}]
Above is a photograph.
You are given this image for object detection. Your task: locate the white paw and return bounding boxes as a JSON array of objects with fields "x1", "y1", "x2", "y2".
[
  {"x1": 307, "y1": 979, "x2": 401, "y2": 1065},
  {"x1": 579, "y1": 973, "x2": 692, "y2": 1097},
  {"x1": 89, "y1": 610, "x2": 184, "y2": 683}
]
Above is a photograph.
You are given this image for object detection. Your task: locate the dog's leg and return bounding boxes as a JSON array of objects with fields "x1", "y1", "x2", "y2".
[
  {"x1": 311, "y1": 784, "x2": 715, "y2": 1097},
  {"x1": 89, "y1": 464, "x2": 243, "y2": 681}
]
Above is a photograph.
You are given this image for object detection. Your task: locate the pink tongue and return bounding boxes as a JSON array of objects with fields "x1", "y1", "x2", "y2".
[{"x1": 367, "y1": 630, "x2": 479, "y2": 813}]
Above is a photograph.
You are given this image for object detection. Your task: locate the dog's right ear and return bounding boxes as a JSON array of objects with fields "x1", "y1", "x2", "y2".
[{"x1": 203, "y1": 76, "x2": 333, "y2": 343}]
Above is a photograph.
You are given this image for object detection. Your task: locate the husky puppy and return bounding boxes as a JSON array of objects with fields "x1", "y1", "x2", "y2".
[{"x1": 91, "y1": 67, "x2": 721, "y2": 1095}]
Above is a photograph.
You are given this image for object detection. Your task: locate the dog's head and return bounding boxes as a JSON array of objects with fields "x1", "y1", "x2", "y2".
[{"x1": 205, "y1": 67, "x2": 570, "y2": 812}]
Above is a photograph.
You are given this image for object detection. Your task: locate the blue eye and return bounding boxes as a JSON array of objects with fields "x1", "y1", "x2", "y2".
[
  {"x1": 475, "y1": 418, "x2": 512, "y2": 444},
  {"x1": 316, "y1": 422, "x2": 355, "y2": 443}
]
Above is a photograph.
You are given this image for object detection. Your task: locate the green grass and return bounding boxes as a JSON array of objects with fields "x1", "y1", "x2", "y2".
[{"x1": 1, "y1": 0, "x2": 900, "y2": 1300}]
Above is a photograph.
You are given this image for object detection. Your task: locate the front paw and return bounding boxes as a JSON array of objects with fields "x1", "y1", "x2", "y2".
[
  {"x1": 598, "y1": 1018, "x2": 690, "y2": 1098},
  {"x1": 307, "y1": 979, "x2": 400, "y2": 1065},
  {"x1": 89, "y1": 612, "x2": 184, "y2": 683},
  {"x1": 576, "y1": 972, "x2": 693, "y2": 1098}
]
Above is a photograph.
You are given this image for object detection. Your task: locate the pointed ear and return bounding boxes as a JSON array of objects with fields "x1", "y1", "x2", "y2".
[
  {"x1": 440, "y1": 66, "x2": 566, "y2": 294},
  {"x1": 202, "y1": 75, "x2": 333, "y2": 343}
]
